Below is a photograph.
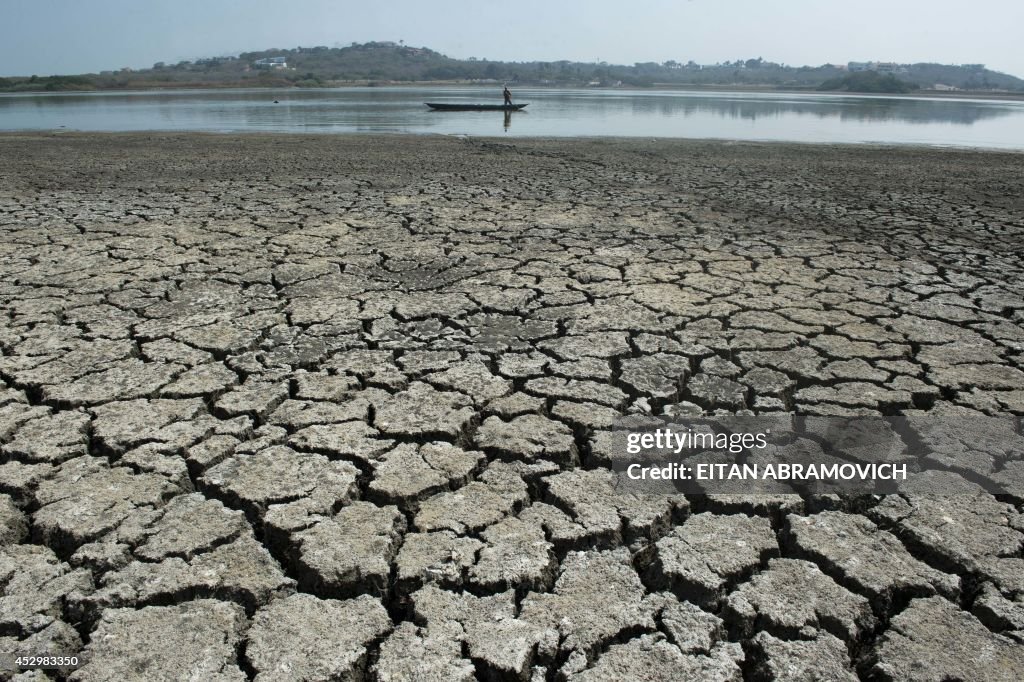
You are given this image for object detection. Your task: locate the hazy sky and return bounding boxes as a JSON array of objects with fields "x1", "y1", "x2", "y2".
[{"x1": 3, "y1": 0, "x2": 1022, "y2": 77}]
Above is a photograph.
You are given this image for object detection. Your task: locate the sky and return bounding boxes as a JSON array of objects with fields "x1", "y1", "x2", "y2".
[{"x1": 3, "y1": 0, "x2": 1022, "y2": 78}]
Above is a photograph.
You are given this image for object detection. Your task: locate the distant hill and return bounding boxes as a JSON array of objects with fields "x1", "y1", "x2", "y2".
[{"x1": 2, "y1": 42, "x2": 1022, "y2": 93}]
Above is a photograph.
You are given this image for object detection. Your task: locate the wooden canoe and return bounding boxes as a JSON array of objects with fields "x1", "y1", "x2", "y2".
[{"x1": 425, "y1": 103, "x2": 528, "y2": 111}]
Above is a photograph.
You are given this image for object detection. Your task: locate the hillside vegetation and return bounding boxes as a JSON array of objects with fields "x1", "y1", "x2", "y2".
[
  {"x1": 2, "y1": 42, "x2": 1021, "y2": 92},
  {"x1": 818, "y1": 72, "x2": 916, "y2": 94}
]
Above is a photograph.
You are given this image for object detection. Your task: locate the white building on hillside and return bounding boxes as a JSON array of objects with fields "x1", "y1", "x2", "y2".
[{"x1": 254, "y1": 57, "x2": 288, "y2": 69}]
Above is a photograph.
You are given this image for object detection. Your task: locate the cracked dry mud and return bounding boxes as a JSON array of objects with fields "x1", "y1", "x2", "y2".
[{"x1": 0, "y1": 132, "x2": 1023, "y2": 681}]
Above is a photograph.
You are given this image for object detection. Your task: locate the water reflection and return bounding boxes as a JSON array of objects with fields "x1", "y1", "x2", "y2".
[
  {"x1": 2, "y1": 86, "x2": 1023, "y2": 148},
  {"x1": 425, "y1": 106, "x2": 519, "y2": 134},
  {"x1": 621, "y1": 94, "x2": 1012, "y2": 125}
]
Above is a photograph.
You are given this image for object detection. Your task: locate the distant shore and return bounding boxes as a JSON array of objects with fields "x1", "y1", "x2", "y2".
[{"x1": 3, "y1": 79, "x2": 1024, "y2": 101}]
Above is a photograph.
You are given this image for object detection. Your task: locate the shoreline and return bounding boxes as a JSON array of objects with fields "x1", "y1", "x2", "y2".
[
  {"x1": 3, "y1": 130, "x2": 1023, "y2": 156},
  {"x1": 3, "y1": 80, "x2": 1024, "y2": 102}
]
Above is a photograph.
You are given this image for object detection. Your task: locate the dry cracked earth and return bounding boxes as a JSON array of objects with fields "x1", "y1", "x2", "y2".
[{"x1": 0, "y1": 132, "x2": 1023, "y2": 681}]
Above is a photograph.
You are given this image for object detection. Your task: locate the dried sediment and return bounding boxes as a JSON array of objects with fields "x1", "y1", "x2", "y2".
[{"x1": 1, "y1": 132, "x2": 1023, "y2": 680}]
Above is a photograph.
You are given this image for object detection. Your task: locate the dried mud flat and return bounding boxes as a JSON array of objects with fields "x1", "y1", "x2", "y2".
[{"x1": 1, "y1": 132, "x2": 1023, "y2": 681}]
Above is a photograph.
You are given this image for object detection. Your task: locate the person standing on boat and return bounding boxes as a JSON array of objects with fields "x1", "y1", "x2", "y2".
[{"x1": 503, "y1": 85, "x2": 513, "y2": 106}]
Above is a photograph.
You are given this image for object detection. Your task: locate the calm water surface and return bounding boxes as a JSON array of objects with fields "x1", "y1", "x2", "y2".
[{"x1": 2, "y1": 86, "x2": 1024, "y2": 149}]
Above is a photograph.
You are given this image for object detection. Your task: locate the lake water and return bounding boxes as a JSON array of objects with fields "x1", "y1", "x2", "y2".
[{"x1": 2, "y1": 86, "x2": 1024, "y2": 149}]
